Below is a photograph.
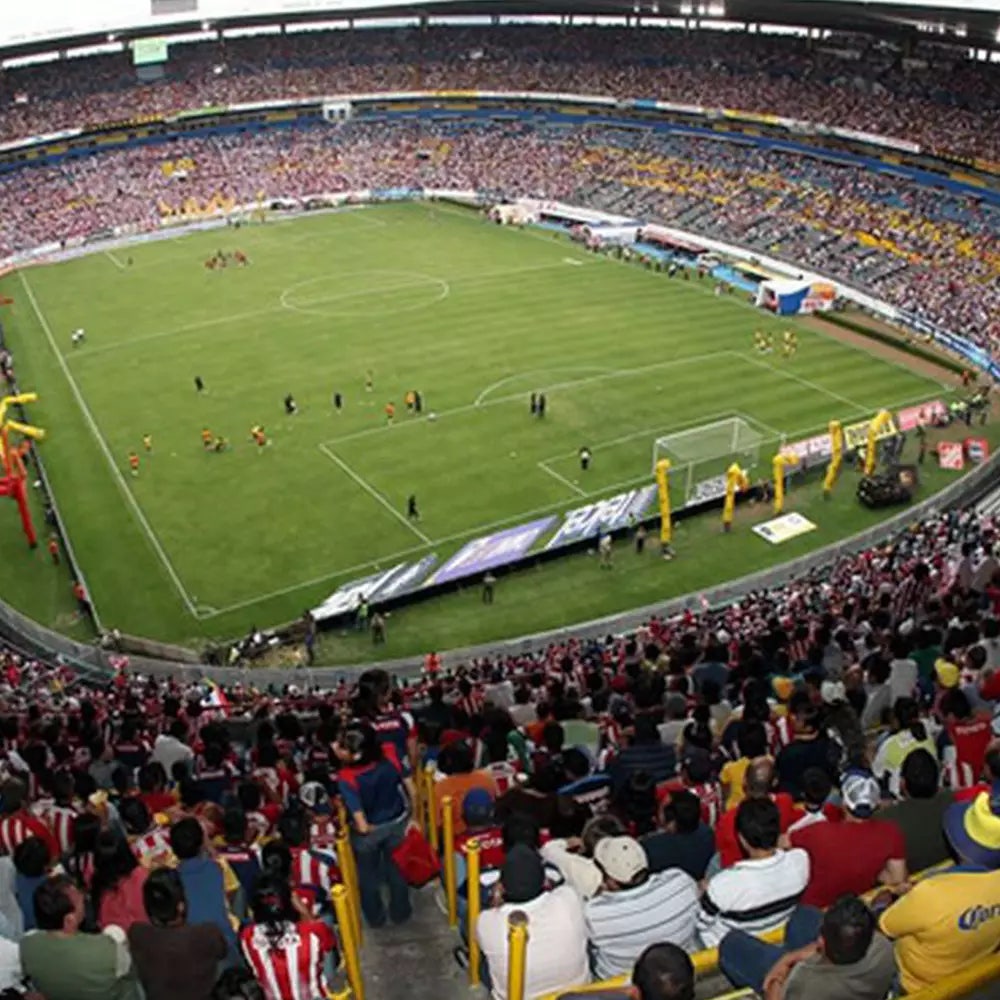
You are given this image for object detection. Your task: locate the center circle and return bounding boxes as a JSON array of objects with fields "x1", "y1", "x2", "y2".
[{"x1": 279, "y1": 269, "x2": 449, "y2": 318}]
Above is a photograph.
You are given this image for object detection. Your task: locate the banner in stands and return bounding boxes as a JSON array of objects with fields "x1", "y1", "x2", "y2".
[
  {"x1": 938, "y1": 441, "x2": 965, "y2": 471},
  {"x1": 429, "y1": 517, "x2": 556, "y2": 585},
  {"x1": 311, "y1": 555, "x2": 438, "y2": 622},
  {"x1": 545, "y1": 485, "x2": 658, "y2": 550},
  {"x1": 753, "y1": 512, "x2": 818, "y2": 545},
  {"x1": 755, "y1": 278, "x2": 836, "y2": 315}
]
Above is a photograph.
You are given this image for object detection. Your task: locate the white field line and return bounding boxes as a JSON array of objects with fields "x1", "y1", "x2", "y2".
[
  {"x1": 734, "y1": 351, "x2": 871, "y2": 414},
  {"x1": 104, "y1": 249, "x2": 128, "y2": 271},
  {"x1": 475, "y1": 366, "x2": 612, "y2": 406},
  {"x1": 18, "y1": 271, "x2": 201, "y2": 618},
  {"x1": 318, "y1": 443, "x2": 432, "y2": 545},
  {"x1": 323, "y1": 350, "x2": 736, "y2": 448},
  {"x1": 537, "y1": 461, "x2": 587, "y2": 498}
]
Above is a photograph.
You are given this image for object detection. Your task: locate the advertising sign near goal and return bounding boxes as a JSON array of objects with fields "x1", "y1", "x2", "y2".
[
  {"x1": 938, "y1": 441, "x2": 965, "y2": 471},
  {"x1": 545, "y1": 485, "x2": 657, "y2": 550},
  {"x1": 429, "y1": 517, "x2": 556, "y2": 585},
  {"x1": 752, "y1": 513, "x2": 817, "y2": 545},
  {"x1": 310, "y1": 555, "x2": 438, "y2": 622}
]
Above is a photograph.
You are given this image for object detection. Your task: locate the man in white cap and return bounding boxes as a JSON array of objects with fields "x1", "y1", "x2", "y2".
[{"x1": 584, "y1": 835, "x2": 698, "y2": 978}]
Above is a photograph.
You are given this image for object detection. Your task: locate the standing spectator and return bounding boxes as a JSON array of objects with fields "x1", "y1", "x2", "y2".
[
  {"x1": 91, "y1": 830, "x2": 149, "y2": 931},
  {"x1": 19, "y1": 874, "x2": 140, "y2": 1000},
  {"x1": 879, "y1": 790, "x2": 1000, "y2": 993},
  {"x1": 151, "y1": 721, "x2": 194, "y2": 780},
  {"x1": 476, "y1": 843, "x2": 589, "y2": 999},
  {"x1": 642, "y1": 791, "x2": 716, "y2": 882},
  {"x1": 170, "y1": 817, "x2": 239, "y2": 961},
  {"x1": 585, "y1": 836, "x2": 698, "y2": 978},
  {"x1": 719, "y1": 895, "x2": 896, "y2": 1000},
  {"x1": 697, "y1": 799, "x2": 810, "y2": 949},
  {"x1": 888, "y1": 637, "x2": 919, "y2": 705},
  {"x1": 0, "y1": 779, "x2": 58, "y2": 857},
  {"x1": 939, "y1": 689, "x2": 993, "y2": 790},
  {"x1": 240, "y1": 874, "x2": 337, "y2": 1000},
  {"x1": 879, "y1": 749, "x2": 954, "y2": 871},
  {"x1": 335, "y1": 722, "x2": 412, "y2": 927},
  {"x1": 128, "y1": 868, "x2": 227, "y2": 1000},
  {"x1": 790, "y1": 770, "x2": 906, "y2": 908},
  {"x1": 13, "y1": 837, "x2": 50, "y2": 932}
]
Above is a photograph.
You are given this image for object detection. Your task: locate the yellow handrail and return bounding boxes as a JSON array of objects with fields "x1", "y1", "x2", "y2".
[
  {"x1": 331, "y1": 883, "x2": 365, "y2": 1000},
  {"x1": 335, "y1": 826, "x2": 363, "y2": 948},
  {"x1": 507, "y1": 910, "x2": 529, "y2": 1000},
  {"x1": 442, "y1": 794, "x2": 458, "y2": 927},
  {"x1": 467, "y1": 838, "x2": 482, "y2": 986},
  {"x1": 424, "y1": 765, "x2": 439, "y2": 852}
]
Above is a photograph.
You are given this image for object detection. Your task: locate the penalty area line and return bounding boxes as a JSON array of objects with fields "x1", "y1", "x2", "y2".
[
  {"x1": 537, "y1": 461, "x2": 587, "y2": 498},
  {"x1": 317, "y1": 443, "x2": 433, "y2": 546}
]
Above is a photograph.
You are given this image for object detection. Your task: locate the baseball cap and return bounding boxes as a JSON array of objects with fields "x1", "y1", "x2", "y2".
[
  {"x1": 594, "y1": 836, "x2": 648, "y2": 884},
  {"x1": 501, "y1": 844, "x2": 545, "y2": 903},
  {"x1": 462, "y1": 788, "x2": 495, "y2": 827},
  {"x1": 944, "y1": 785, "x2": 1000, "y2": 869},
  {"x1": 841, "y1": 769, "x2": 881, "y2": 819},
  {"x1": 935, "y1": 658, "x2": 960, "y2": 689},
  {"x1": 299, "y1": 782, "x2": 329, "y2": 812}
]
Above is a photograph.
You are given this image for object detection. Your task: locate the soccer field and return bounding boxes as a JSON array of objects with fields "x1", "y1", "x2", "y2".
[{"x1": 0, "y1": 202, "x2": 959, "y2": 655}]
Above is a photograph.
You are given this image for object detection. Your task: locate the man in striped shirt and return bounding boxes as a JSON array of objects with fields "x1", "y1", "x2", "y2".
[
  {"x1": 697, "y1": 798, "x2": 809, "y2": 949},
  {"x1": 584, "y1": 835, "x2": 699, "y2": 978},
  {"x1": 0, "y1": 779, "x2": 57, "y2": 857}
]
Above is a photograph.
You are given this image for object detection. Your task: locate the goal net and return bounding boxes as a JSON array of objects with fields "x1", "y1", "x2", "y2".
[{"x1": 652, "y1": 416, "x2": 768, "y2": 504}]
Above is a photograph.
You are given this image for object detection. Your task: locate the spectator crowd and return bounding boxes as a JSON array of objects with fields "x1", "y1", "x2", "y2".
[
  {"x1": 0, "y1": 26, "x2": 998, "y2": 162},
  {"x1": 0, "y1": 500, "x2": 996, "y2": 997}
]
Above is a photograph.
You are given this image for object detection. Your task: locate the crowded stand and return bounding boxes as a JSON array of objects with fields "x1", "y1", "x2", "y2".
[
  {"x1": 0, "y1": 498, "x2": 996, "y2": 997},
  {"x1": 0, "y1": 119, "x2": 996, "y2": 347},
  {"x1": 0, "y1": 27, "x2": 999, "y2": 163}
]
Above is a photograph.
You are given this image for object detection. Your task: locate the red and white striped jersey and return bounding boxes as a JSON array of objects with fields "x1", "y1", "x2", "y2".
[
  {"x1": 239, "y1": 920, "x2": 335, "y2": 1000},
  {"x1": 130, "y1": 826, "x2": 175, "y2": 868},
  {"x1": 33, "y1": 801, "x2": 79, "y2": 855},
  {"x1": 0, "y1": 810, "x2": 58, "y2": 857}
]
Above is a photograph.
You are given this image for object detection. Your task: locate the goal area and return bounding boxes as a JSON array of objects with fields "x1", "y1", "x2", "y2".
[{"x1": 652, "y1": 416, "x2": 770, "y2": 504}]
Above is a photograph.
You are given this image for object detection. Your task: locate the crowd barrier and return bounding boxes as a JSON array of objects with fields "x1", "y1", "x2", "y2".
[{"x1": 325, "y1": 806, "x2": 365, "y2": 1000}]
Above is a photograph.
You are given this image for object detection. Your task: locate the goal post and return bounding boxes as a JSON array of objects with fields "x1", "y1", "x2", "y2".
[{"x1": 652, "y1": 416, "x2": 772, "y2": 505}]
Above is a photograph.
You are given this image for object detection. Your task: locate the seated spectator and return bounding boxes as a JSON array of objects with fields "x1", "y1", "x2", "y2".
[
  {"x1": 558, "y1": 942, "x2": 694, "y2": 1000},
  {"x1": 791, "y1": 769, "x2": 906, "y2": 908},
  {"x1": 476, "y1": 843, "x2": 589, "y2": 999},
  {"x1": 91, "y1": 830, "x2": 148, "y2": 931},
  {"x1": 879, "y1": 787, "x2": 1000, "y2": 992},
  {"x1": 775, "y1": 694, "x2": 839, "y2": 800},
  {"x1": 541, "y1": 814, "x2": 624, "y2": 901},
  {"x1": 656, "y1": 747, "x2": 723, "y2": 827},
  {"x1": 128, "y1": 868, "x2": 227, "y2": 1000},
  {"x1": 614, "y1": 771, "x2": 659, "y2": 837},
  {"x1": 170, "y1": 816, "x2": 239, "y2": 961},
  {"x1": 720, "y1": 722, "x2": 768, "y2": 810},
  {"x1": 19, "y1": 874, "x2": 140, "y2": 1000},
  {"x1": 697, "y1": 798, "x2": 810, "y2": 948},
  {"x1": 609, "y1": 716, "x2": 676, "y2": 795},
  {"x1": 879, "y1": 748, "x2": 954, "y2": 871},
  {"x1": 12, "y1": 837, "x2": 50, "y2": 932},
  {"x1": 872, "y1": 697, "x2": 937, "y2": 798},
  {"x1": 953, "y1": 745, "x2": 1000, "y2": 803},
  {"x1": 641, "y1": 790, "x2": 716, "y2": 881},
  {"x1": 719, "y1": 895, "x2": 896, "y2": 1000},
  {"x1": 940, "y1": 689, "x2": 993, "y2": 791},
  {"x1": 216, "y1": 807, "x2": 262, "y2": 909},
  {"x1": 787, "y1": 768, "x2": 841, "y2": 833},
  {"x1": 433, "y1": 740, "x2": 498, "y2": 836},
  {"x1": 0, "y1": 780, "x2": 57, "y2": 857},
  {"x1": 239, "y1": 874, "x2": 337, "y2": 1000},
  {"x1": 716, "y1": 757, "x2": 797, "y2": 867},
  {"x1": 584, "y1": 835, "x2": 698, "y2": 978},
  {"x1": 559, "y1": 748, "x2": 612, "y2": 816}
]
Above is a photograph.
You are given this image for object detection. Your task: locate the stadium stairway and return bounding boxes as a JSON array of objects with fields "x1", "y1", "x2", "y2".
[{"x1": 359, "y1": 884, "x2": 476, "y2": 1000}]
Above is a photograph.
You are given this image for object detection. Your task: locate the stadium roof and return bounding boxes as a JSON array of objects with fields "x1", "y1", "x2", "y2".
[{"x1": 1, "y1": 0, "x2": 997, "y2": 59}]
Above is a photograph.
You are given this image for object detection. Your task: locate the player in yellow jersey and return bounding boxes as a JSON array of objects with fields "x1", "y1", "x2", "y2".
[
  {"x1": 782, "y1": 329, "x2": 798, "y2": 358},
  {"x1": 143, "y1": 433, "x2": 153, "y2": 453},
  {"x1": 201, "y1": 427, "x2": 213, "y2": 449}
]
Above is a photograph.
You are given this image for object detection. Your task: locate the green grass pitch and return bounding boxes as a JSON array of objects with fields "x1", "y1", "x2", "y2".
[{"x1": 0, "y1": 202, "x2": 968, "y2": 661}]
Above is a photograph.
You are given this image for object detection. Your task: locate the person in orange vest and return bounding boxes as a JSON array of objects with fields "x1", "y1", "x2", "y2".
[
  {"x1": 72, "y1": 580, "x2": 89, "y2": 616},
  {"x1": 424, "y1": 652, "x2": 441, "y2": 676},
  {"x1": 251, "y1": 425, "x2": 267, "y2": 450},
  {"x1": 47, "y1": 535, "x2": 59, "y2": 565},
  {"x1": 201, "y1": 427, "x2": 213, "y2": 449},
  {"x1": 128, "y1": 451, "x2": 140, "y2": 477},
  {"x1": 385, "y1": 401, "x2": 395, "y2": 425},
  {"x1": 405, "y1": 390, "x2": 416, "y2": 412}
]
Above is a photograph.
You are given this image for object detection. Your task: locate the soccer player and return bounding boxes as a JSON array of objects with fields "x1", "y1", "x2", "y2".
[
  {"x1": 194, "y1": 375, "x2": 204, "y2": 392},
  {"x1": 47, "y1": 535, "x2": 59, "y2": 565},
  {"x1": 128, "y1": 451, "x2": 139, "y2": 477},
  {"x1": 213, "y1": 436, "x2": 228, "y2": 453},
  {"x1": 251, "y1": 426, "x2": 267, "y2": 450},
  {"x1": 284, "y1": 393, "x2": 297, "y2": 416},
  {"x1": 143, "y1": 433, "x2": 153, "y2": 453},
  {"x1": 365, "y1": 369, "x2": 374, "y2": 393},
  {"x1": 71, "y1": 328, "x2": 85, "y2": 347},
  {"x1": 782, "y1": 329, "x2": 797, "y2": 358},
  {"x1": 332, "y1": 391, "x2": 343, "y2": 413},
  {"x1": 201, "y1": 428, "x2": 213, "y2": 449},
  {"x1": 405, "y1": 390, "x2": 416, "y2": 412},
  {"x1": 385, "y1": 401, "x2": 395, "y2": 425},
  {"x1": 407, "y1": 494, "x2": 420, "y2": 521},
  {"x1": 530, "y1": 392, "x2": 537, "y2": 415},
  {"x1": 234, "y1": 250, "x2": 248, "y2": 266},
  {"x1": 537, "y1": 393, "x2": 547, "y2": 418},
  {"x1": 579, "y1": 446, "x2": 592, "y2": 471},
  {"x1": 414, "y1": 390, "x2": 423, "y2": 414}
]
